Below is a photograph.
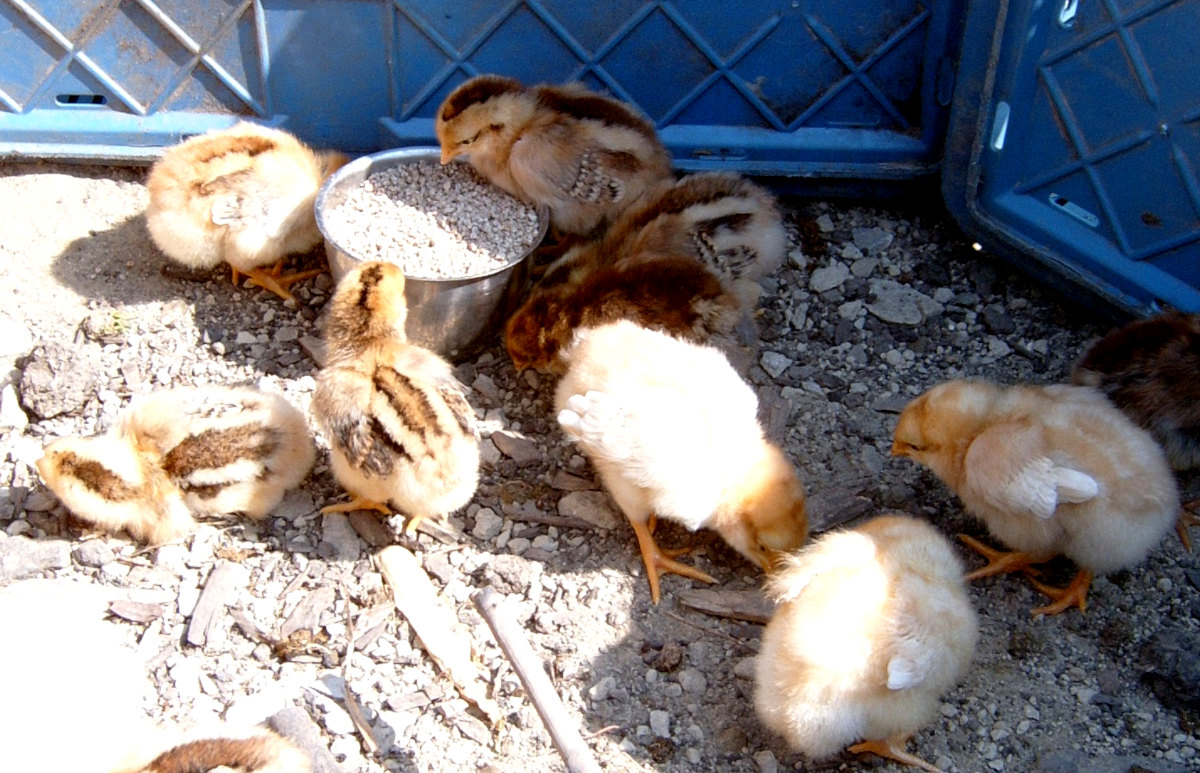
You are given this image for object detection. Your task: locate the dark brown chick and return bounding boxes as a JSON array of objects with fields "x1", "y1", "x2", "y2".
[
  {"x1": 1072, "y1": 310, "x2": 1200, "y2": 549},
  {"x1": 436, "y1": 75, "x2": 672, "y2": 238},
  {"x1": 504, "y1": 252, "x2": 742, "y2": 373}
]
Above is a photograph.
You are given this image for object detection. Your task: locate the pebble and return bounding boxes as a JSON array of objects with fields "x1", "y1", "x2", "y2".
[
  {"x1": 760, "y1": 351, "x2": 793, "y2": 379},
  {"x1": 867, "y1": 279, "x2": 944, "y2": 325},
  {"x1": 491, "y1": 431, "x2": 540, "y2": 465},
  {"x1": 557, "y1": 490, "x2": 621, "y2": 529},
  {"x1": 809, "y1": 261, "x2": 850, "y2": 293},
  {"x1": 0, "y1": 534, "x2": 71, "y2": 581},
  {"x1": 754, "y1": 750, "x2": 779, "y2": 773},
  {"x1": 677, "y1": 668, "x2": 707, "y2": 695},
  {"x1": 649, "y1": 709, "x2": 671, "y2": 738},
  {"x1": 72, "y1": 540, "x2": 115, "y2": 568},
  {"x1": 852, "y1": 226, "x2": 894, "y2": 252},
  {"x1": 471, "y1": 507, "x2": 503, "y2": 540},
  {"x1": 318, "y1": 513, "x2": 362, "y2": 561},
  {"x1": 0, "y1": 383, "x2": 28, "y2": 430}
]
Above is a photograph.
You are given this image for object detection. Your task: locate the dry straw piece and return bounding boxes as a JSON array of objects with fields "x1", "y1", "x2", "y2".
[{"x1": 322, "y1": 160, "x2": 542, "y2": 279}]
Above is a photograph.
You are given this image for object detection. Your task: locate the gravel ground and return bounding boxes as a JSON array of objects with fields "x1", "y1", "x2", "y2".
[{"x1": 0, "y1": 161, "x2": 1197, "y2": 773}]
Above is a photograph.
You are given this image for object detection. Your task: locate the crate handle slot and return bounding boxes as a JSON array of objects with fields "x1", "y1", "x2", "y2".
[
  {"x1": 1048, "y1": 193, "x2": 1099, "y2": 228},
  {"x1": 56, "y1": 94, "x2": 107, "y2": 106},
  {"x1": 1058, "y1": 0, "x2": 1079, "y2": 28}
]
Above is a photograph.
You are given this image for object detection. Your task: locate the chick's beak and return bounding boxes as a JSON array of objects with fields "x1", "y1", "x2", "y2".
[
  {"x1": 890, "y1": 441, "x2": 905, "y2": 458},
  {"x1": 439, "y1": 147, "x2": 455, "y2": 165}
]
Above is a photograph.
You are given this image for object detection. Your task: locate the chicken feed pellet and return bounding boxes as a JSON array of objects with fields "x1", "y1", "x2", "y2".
[{"x1": 321, "y1": 160, "x2": 542, "y2": 279}]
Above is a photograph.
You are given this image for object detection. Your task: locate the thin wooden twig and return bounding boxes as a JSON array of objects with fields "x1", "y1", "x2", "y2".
[
  {"x1": 664, "y1": 610, "x2": 758, "y2": 654},
  {"x1": 342, "y1": 593, "x2": 381, "y2": 758},
  {"x1": 472, "y1": 587, "x2": 602, "y2": 773}
]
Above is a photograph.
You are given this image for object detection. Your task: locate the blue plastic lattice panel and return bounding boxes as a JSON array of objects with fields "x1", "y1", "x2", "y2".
[
  {"x1": 944, "y1": 0, "x2": 1200, "y2": 315},
  {"x1": 0, "y1": 0, "x2": 963, "y2": 181}
]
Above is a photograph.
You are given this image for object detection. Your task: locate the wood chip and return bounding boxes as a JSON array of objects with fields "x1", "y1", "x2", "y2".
[
  {"x1": 107, "y1": 599, "x2": 167, "y2": 624},
  {"x1": 279, "y1": 585, "x2": 336, "y2": 639},
  {"x1": 185, "y1": 560, "x2": 247, "y2": 647},
  {"x1": 375, "y1": 546, "x2": 501, "y2": 725},
  {"x1": 675, "y1": 588, "x2": 775, "y2": 624},
  {"x1": 348, "y1": 511, "x2": 393, "y2": 548}
]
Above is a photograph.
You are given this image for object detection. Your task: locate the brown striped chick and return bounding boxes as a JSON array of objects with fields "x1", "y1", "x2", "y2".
[
  {"x1": 35, "y1": 386, "x2": 315, "y2": 544},
  {"x1": 110, "y1": 726, "x2": 311, "y2": 773},
  {"x1": 504, "y1": 251, "x2": 742, "y2": 374},
  {"x1": 1071, "y1": 311, "x2": 1200, "y2": 548},
  {"x1": 146, "y1": 121, "x2": 349, "y2": 302},
  {"x1": 755, "y1": 515, "x2": 978, "y2": 773},
  {"x1": 556, "y1": 320, "x2": 807, "y2": 604},
  {"x1": 436, "y1": 75, "x2": 672, "y2": 238},
  {"x1": 312, "y1": 261, "x2": 480, "y2": 535},
  {"x1": 892, "y1": 379, "x2": 1179, "y2": 616},
  {"x1": 541, "y1": 171, "x2": 787, "y2": 307}
]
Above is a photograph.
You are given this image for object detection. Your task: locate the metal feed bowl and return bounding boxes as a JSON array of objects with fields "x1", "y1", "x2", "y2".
[{"x1": 316, "y1": 147, "x2": 547, "y2": 362}]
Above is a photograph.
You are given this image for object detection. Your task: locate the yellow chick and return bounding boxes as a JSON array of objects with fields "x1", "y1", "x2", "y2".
[
  {"x1": 36, "y1": 385, "x2": 316, "y2": 544},
  {"x1": 145, "y1": 121, "x2": 349, "y2": 302},
  {"x1": 541, "y1": 171, "x2": 787, "y2": 307},
  {"x1": 312, "y1": 261, "x2": 480, "y2": 534},
  {"x1": 892, "y1": 379, "x2": 1179, "y2": 615},
  {"x1": 755, "y1": 514, "x2": 978, "y2": 773},
  {"x1": 555, "y1": 320, "x2": 807, "y2": 603},
  {"x1": 436, "y1": 74, "x2": 672, "y2": 238},
  {"x1": 110, "y1": 726, "x2": 311, "y2": 773}
]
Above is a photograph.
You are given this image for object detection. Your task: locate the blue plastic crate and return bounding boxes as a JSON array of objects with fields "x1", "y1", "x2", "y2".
[
  {"x1": 943, "y1": 0, "x2": 1200, "y2": 316},
  {"x1": 0, "y1": 0, "x2": 964, "y2": 181}
]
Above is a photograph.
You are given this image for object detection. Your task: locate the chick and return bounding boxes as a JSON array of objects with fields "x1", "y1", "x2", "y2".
[
  {"x1": 145, "y1": 121, "x2": 349, "y2": 302},
  {"x1": 504, "y1": 251, "x2": 742, "y2": 373},
  {"x1": 555, "y1": 320, "x2": 807, "y2": 603},
  {"x1": 892, "y1": 379, "x2": 1179, "y2": 615},
  {"x1": 312, "y1": 261, "x2": 480, "y2": 535},
  {"x1": 755, "y1": 514, "x2": 978, "y2": 773},
  {"x1": 110, "y1": 726, "x2": 311, "y2": 773},
  {"x1": 1071, "y1": 311, "x2": 1200, "y2": 548},
  {"x1": 36, "y1": 386, "x2": 314, "y2": 544},
  {"x1": 36, "y1": 385, "x2": 315, "y2": 544},
  {"x1": 436, "y1": 75, "x2": 672, "y2": 238},
  {"x1": 541, "y1": 171, "x2": 787, "y2": 306}
]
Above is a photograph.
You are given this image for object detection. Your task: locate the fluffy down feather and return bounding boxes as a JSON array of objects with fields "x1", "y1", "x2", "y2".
[
  {"x1": 755, "y1": 515, "x2": 977, "y2": 772},
  {"x1": 36, "y1": 385, "x2": 314, "y2": 544},
  {"x1": 145, "y1": 121, "x2": 348, "y2": 301},
  {"x1": 312, "y1": 262, "x2": 480, "y2": 534},
  {"x1": 555, "y1": 320, "x2": 807, "y2": 603},
  {"x1": 436, "y1": 75, "x2": 672, "y2": 237},
  {"x1": 892, "y1": 379, "x2": 1179, "y2": 614}
]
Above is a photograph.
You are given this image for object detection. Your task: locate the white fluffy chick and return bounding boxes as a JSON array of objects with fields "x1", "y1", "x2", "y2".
[
  {"x1": 312, "y1": 261, "x2": 480, "y2": 535},
  {"x1": 145, "y1": 121, "x2": 348, "y2": 302},
  {"x1": 36, "y1": 385, "x2": 315, "y2": 544},
  {"x1": 755, "y1": 514, "x2": 978, "y2": 773},
  {"x1": 892, "y1": 379, "x2": 1179, "y2": 615},
  {"x1": 555, "y1": 320, "x2": 807, "y2": 604}
]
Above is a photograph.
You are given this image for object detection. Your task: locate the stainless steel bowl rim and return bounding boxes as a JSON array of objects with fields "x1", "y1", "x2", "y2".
[{"x1": 315, "y1": 146, "x2": 547, "y2": 282}]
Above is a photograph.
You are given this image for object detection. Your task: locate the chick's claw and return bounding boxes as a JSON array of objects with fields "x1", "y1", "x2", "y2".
[
  {"x1": 848, "y1": 736, "x2": 943, "y2": 773},
  {"x1": 1028, "y1": 569, "x2": 1092, "y2": 616},
  {"x1": 321, "y1": 496, "x2": 391, "y2": 516},
  {"x1": 631, "y1": 519, "x2": 716, "y2": 605}
]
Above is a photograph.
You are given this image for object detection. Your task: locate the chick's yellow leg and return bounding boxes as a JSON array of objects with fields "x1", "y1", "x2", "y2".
[
  {"x1": 1028, "y1": 569, "x2": 1093, "y2": 616},
  {"x1": 321, "y1": 496, "x2": 391, "y2": 516},
  {"x1": 848, "y1": 736, "x2": 942, "y2": 773},
  {"x1": 241, "y1": 262, "x2": 323, "y2": 303},
  {"x1": 630, "y1": 518, "x2": 716, "y2": 605},
  {"x1": 1175, "y1": 502, "x2": 1200, "y2": 553},
  {"x1": 958, "y1": 534, "x2": 1043, "y2": 580}
]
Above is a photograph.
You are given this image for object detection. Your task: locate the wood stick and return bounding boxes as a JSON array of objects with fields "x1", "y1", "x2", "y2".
[
  {"x1": 342, "y1": 595, "x2": 381, "y2": 758},
  {"x1": 472, "y1": 587, "x2": 601, "y2": 773}
]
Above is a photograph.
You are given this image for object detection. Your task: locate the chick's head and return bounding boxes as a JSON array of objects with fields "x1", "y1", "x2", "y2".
[
  {"x1": 892, "y1": 379, "x2": 999, "y2": 484},
  {"x1": 325, "y1": 261, "x2": 408, "y2": 360},
  {"x1": 436, "y1": 75, "x2": 531, "y2": 166},
  {"x1": 317, "y1": 150, "x2": 351, "y2": 180},
  {"x1": 720, "y1": 443, "x2": 808, "y2": 571},
  {"x1": 504, "y1": 289, "x2": 572, "y2": 373}
]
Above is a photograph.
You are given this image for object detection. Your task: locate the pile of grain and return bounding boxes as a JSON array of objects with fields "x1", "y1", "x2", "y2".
[{"x1": 321, "y1": 159, "x2": 542, "y2": 279}]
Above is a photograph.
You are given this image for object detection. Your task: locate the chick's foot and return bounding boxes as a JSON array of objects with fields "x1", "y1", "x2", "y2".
[
  {"x1": 321, "y1": 496, "x2": 391, "y2": 516},
  {"x1": 1175, "y1": 502, "x2": 1200, "y2": 553},
  {"x1": 631, "y1": 518, "x2": 716, "y2": 605},
  {"x1": 848, "y1": 735, "x2": 943, "y2": 773},
  {"x1": 958, "y1": 534, "x2": 1043, "y2": 580},
  {"x1": 233, "y1": 261, "x2": 323, "y2": 303},
  {"x1": 1028, "y1": 569, "x2": 1093, "y2": 616}
]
